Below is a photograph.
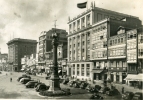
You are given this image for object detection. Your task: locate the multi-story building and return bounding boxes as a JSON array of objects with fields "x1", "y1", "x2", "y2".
[
  {"x1": 38, "y1": 28, "x2": 68, "y2": 72},
  {"x1": 67, "y1": 3, "x2": 142, "y2": 81},
  {"x1": 137, "y1": 27, "x2": 143, "y2": 72},
  {"x1": 0, "y1": 52, "x2": 8, "y2": 71},
  {"x1": 7, "y1": 38, "x2": 37, "y2": 72},
  {"x1": 107, "y1": 26, "x2": 128, "y2": 84},
  {"x1": 125, "y1": 27, "x2": 143, "y2": 89}
]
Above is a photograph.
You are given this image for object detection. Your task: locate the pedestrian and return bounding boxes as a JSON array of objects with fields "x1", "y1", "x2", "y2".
[
  {"x1": 10, "y1": 78, "x2": 12, "y2": 82},
  {"x1": 122, "y1": 87, "x2": 124, "y2": 94}
]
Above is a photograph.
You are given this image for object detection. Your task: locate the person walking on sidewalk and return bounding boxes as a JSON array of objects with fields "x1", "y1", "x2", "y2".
[{"x1": 10, "y1": 78, "x2": 12, "y2": 82}]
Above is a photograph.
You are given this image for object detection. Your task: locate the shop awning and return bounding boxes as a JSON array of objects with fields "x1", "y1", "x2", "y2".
[
  {"x1": 136, "y1": 74, "x2": 143, "y2": 81},
  {"x1": 92, "y1": 69, "x2": 103, "y2": 73},
  {"x1": 124, "y1": 74, "x2": 139, "y2": 81}
]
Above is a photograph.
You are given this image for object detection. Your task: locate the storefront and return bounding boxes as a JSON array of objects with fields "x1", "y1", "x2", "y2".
[{"x1": 124, "y1": 74, "x2": 143, "y2": 89}]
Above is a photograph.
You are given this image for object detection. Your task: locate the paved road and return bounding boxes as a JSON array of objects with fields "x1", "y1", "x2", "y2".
[{"x1": 0, "y1": 71, "x2": 124, "y2": 99}]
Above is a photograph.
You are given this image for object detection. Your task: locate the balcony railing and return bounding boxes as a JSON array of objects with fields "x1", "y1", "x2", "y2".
[
  {"x1": 127, "y1": 70, "x2": 138, "y2": 74},
  {"x1": 108, "y1": 67, "x2": 127, "y2": 72}
]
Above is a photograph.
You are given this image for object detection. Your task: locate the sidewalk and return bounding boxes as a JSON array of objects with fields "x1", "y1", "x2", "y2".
[{"x1": 91, "y1": 80, "x2": 143, "y2": 94}]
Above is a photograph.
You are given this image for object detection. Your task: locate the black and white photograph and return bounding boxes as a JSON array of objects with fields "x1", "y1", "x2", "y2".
[{"x1": 0, "y1": 0, "x2": 143, "y2": 99}]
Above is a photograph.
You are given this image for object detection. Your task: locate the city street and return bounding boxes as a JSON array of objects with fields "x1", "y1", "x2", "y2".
[{"x1": 0, "y1": 71, "x2": 126, "y2": 99}]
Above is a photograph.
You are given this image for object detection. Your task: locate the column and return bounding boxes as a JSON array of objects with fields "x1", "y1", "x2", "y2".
[
  {"x1": 85, "y1": 16, "x2": 87, "y2": 28},
  {"x1": 85, "y1": 33, "x2": 87, "y2": 60},
  {"x1": 75, "y1": 64, "x2": 77, "y2": 76},
  {"x1": 90, "y1": 62, "x2": 93, "y2": 81},
  {"x1": 84, "y1": 63, "x2": 86, "y2": 79},
  {"x1": 67, "y1": 38, "x2": 70, "y2": 62},
  {"x1": 80, "y1": 19, "x2": 81, "y2": 29},
  {"x1": 75, "y1": 36, "x2": 78, "y2": 60},
  {"x1": 119, "y1": 72, "x2": 122, "y2": 83},
  {"x1": 71, "y1": 37, "x2": 73, "y2": 61},
  {"x1": 80, "y1": 64, "x2": 82, "y2": 77},
  {"x1": 80, "y1": 33, "x2": 82, "y2": 60},
  {"x1": 114, "y1": 73, "x2": 116, "y2": 82}
]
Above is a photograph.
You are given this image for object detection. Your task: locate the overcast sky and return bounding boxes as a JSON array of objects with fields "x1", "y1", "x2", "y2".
[{"x1": 0, "y1": 0, "x2": 143, "y2": 53}]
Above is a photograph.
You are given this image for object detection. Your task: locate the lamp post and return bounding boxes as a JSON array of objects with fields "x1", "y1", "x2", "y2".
[{"x1": 48, "y1": 32, "x2": 61, "y2": 91}]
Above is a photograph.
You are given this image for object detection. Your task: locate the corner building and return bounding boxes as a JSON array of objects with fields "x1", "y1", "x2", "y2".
[
  {"x1": 67, "y1": 4, "x2": 142, "y2": 81},
  {"x1": 7, "y1": 38, "x2": 37, "y2": 72}
]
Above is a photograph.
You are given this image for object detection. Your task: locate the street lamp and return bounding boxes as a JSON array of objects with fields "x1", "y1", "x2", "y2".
[{"x1": 48, "y1": 32, "x2": 61, "y2": 91}]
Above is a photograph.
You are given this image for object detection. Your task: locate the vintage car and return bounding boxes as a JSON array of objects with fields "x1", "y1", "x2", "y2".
[
  {"x1": 25, "y1": 81, "x2": 39, "y2": 88},
  {"x1": 80, "y1": 81, "x2": 88, "y2": 89},
  {"x1": 132, "y1": 92, "x2": 143, "y2": 100},
  {"x1": 90, "y1": 93, "x2": 103, "y2": 100},
  {"x1": 122, "y1": 91, "x2": 134, "y2": 100},
  {"x1": 68, "y1": 80, "x2": 78, "y2": 87},
  {"x1": 35, "y1": 84, "x2": 49, "y2": 92},
  {"x1": 99, "y1": 86, "x2": 110, "y2": 94}
]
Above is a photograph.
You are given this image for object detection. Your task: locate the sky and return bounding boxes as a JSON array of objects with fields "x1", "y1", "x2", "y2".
[{"x1": 0, "y1": 0, "x2": 143, "y2": 53}]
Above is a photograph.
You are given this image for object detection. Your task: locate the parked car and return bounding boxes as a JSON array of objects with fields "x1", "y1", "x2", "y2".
[
  {"x1": 20, "y1": 78, "x2": 31, "y2": 83},
  {"x1": 35, "y1": 84, "x2": 50, "y2": 92},
  {"x1": 99, "y1": 86, "x2": 110, "y2": 94},
  {"x1": 68, "y1": 80, "x2": 77, "y2": 87},
  {"x1": 45, "y1": 76, "x2": 51, "y2": 80},
  {"x1": 106, "y1": 88, "x2": 119, "y2": 96},
  {"x1": 90, "y1": 93, "x2": 103, "y2": 100},
  {"x1": 25, "y1": 81, "x2": 38, "y2": 88},
  {"x1": 122, "y1": 91, "x2": 134, "y2": 100},
  {"x1": 132, "y1": 92, "x2": 143, "y2": 100},
  {"x1": 80, "y1": 81, "x2": 88, "y2": 89},
  {"x1": 34, "y1": 82, "x2": 44, "y2": 88},
  {"x1": 17, "y1": 75, "x2": 31, "y2": 81},
  {"x1": 94, "y1": 85, "x2": 102, "y2": 91},
  {"x1": 86, "y1": 84, "x2": 92, "y2": 91},
  {"x1": 20, "y1": 78, "x2": 33, "y2": 84},
  {"x1": 63, "y1": 78, "x2": 69, "y2": 85}
]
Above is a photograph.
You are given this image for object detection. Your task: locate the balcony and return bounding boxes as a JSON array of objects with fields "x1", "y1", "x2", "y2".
[
  {"x1": 127, "y1": 70, "x2": 138, "y2": 74},
  {"x1": 108, "y1": 67, "x2": 127, "y2": 72}
]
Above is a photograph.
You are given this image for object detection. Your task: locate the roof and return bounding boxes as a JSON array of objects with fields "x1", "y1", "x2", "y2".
[
  {"x1": 91, "y1": 69, "x2": 103, "y2": 73},
  {"x1": 7, "y1": 38, "x2": 37, "y2": 45}
]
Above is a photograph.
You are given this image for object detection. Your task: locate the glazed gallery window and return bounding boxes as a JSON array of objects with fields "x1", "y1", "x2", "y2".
[
  {"x1": 86, "y1": 64, "x2": 90, "y2": 76},
  {"x1": 77, "y1": 64, "x2": 80, "y2": 75},
  {"x1": 81, "y1": 64, "x2": 84, "y2": 76}
]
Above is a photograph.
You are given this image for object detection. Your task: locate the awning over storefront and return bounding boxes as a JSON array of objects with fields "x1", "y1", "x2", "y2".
[
  {"x1": 124, "y1": 74, "x2": 143, "y2": 81},
  {"x1": 92, "y1": 70, "x2": 103, "y2": 73}
]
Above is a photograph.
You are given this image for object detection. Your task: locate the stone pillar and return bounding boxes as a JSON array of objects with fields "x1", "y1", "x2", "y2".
[
  {"x1": 80, "y1": 34, "x2": 82, "y2": 60},
  {"x1": 71, "y1": 37, "x2": 73, "y2": 61},
  {"x1": 119, "y1": 72, "x2": 122, "y2": 84},
  {"x1": 113, "y1": 73, "x2": 116, "y2": 82},
  {"x1": 85, "y1": 16, "x2": 86, "y2": 27},
  {"x1": 75, "y1": 36, "x2": 78, "y2": 60},
  {"x1": 84, "y1": 63, "x2": 86, "y2": 78},
  {"x1": 85, "y1": 33, "x2": 87, "y2": 60},
  {"x1": 75, "y1": 64, "x2": 77, "y2": 76}
]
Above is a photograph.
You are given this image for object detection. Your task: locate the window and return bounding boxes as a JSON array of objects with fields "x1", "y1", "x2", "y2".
[
  {"x1": 77, "y1": 64, "x2": 79, "y2": 75},
  {"x1": 82, "y1": 41, "x2": 85, "y2": 45},
  {"x1": 100, "y1": 36, "x2": 103, "y2": 40},
  {"x1": 78, "y1": 43, "x2": 80, "y2": 46},
  {"x1": 115, "y1": 39, "x2": 117, "y2": 44},
  {"x1": 110, "y1": 40, "x2": 112, "y2": 46},
  {"x1": 121, "y1": 38, "x2": 123, "y2": 43},
  {"x1": 86, "y1": 64, "x2": 90, "y2": 76},
  {"x1": 73, "y1": 64, "x2": 75, "y2": 75},
  {"x1": 81, "y1": 64, "x2": 84, "y2": 76},
  {"x1": 118, "y1": 38, "x2": 120, "y2": 43}
]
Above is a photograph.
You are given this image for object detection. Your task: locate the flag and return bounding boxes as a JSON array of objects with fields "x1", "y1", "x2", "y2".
[{"x1": 77, "y1": 2, "x2": 87, "y2": 9}]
